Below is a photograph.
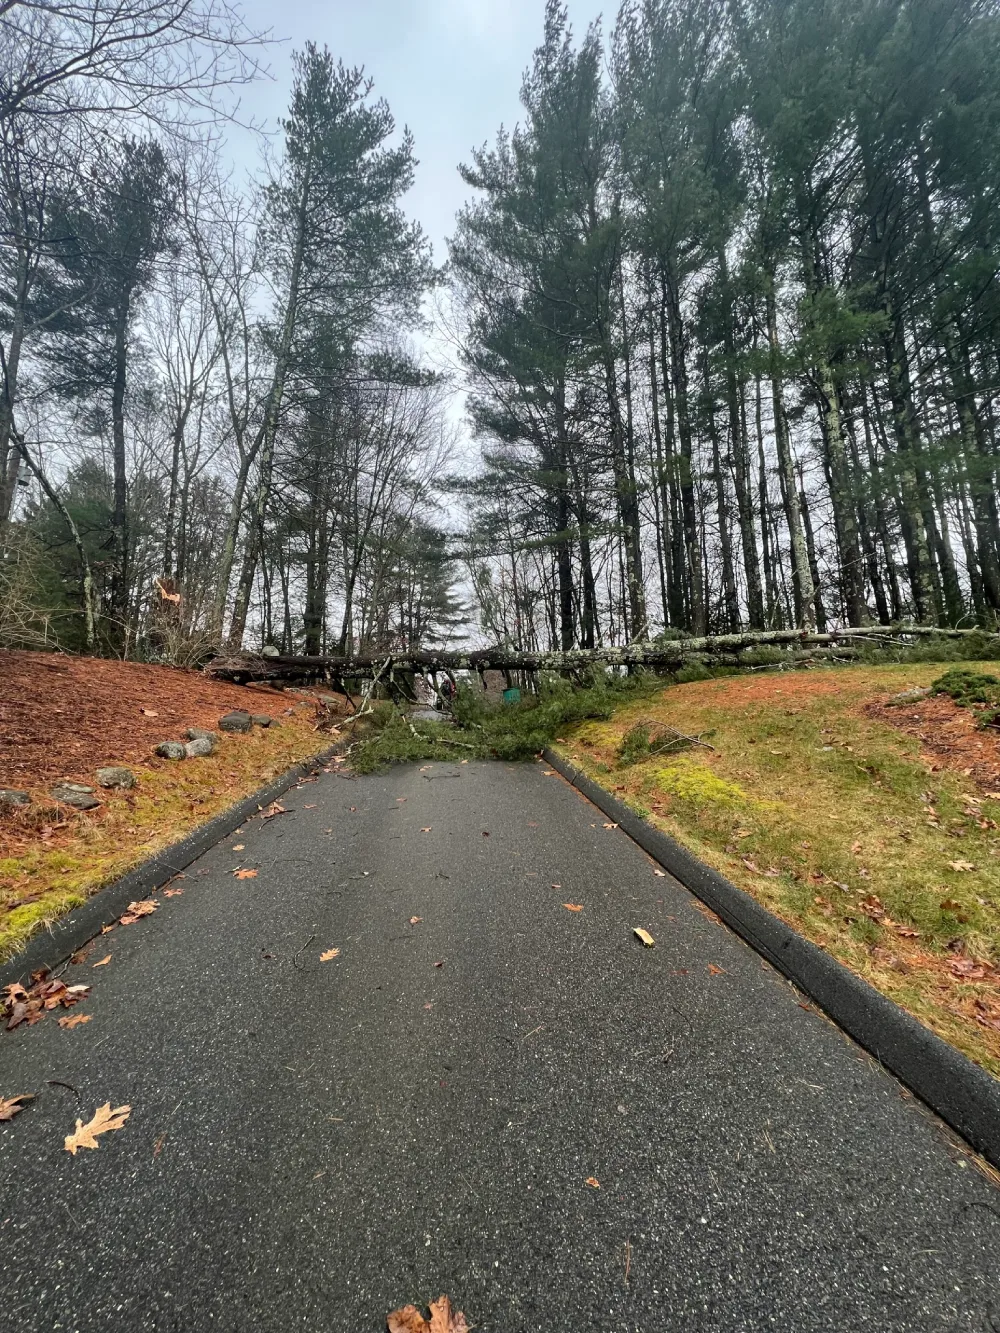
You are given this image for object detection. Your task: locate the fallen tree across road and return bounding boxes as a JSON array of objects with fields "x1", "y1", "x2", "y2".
[{"x1": 204, "y1": 625, "x2": 1000, "y2": 685}]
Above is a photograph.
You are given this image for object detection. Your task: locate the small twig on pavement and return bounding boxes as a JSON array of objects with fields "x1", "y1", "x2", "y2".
[{"x1": 292, "y1": 934, "x2": 317, "y2": 971}]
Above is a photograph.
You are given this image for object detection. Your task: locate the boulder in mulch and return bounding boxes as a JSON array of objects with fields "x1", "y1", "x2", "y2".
[
  {"x1": 184, "y1": 737, "x2": 214, "y2": 758},
  {"x1": 50, "y1": 782, "x2": 102, "y2": 810},
  {"x1": 219, "y1": 710, "x2": 253, "y2": 733},
  {"x1": 251, "y1": 714, "x2": 275, "y2": 728},
  {"x1": 185, "y1": 726, "x2": 217, "y2": 743},
  {"x1": 0, "y1": 788, "x2": 31, "y2": 807},
  {"x1": 96, "y1": 766, "x2": 136, "y2": 789},
  {"x1": 155, "y1": 741, "x2": 187, "y2": 760},
  {"x1": 887, "y1": 686, "x2": 932, "y2": 706}
]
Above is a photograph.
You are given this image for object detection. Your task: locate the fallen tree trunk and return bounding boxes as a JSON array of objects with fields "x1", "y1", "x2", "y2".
[{"x1": 205, "y1": 625, "x2": 998, "y2": 685}]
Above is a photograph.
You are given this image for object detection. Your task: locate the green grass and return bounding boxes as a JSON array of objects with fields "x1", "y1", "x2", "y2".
[{"x1": 550, "y1": 660, "x2": 1000, "y2": 1077}]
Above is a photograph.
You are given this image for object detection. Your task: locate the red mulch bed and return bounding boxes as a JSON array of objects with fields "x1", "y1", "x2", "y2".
[
  {"x1": 866, "y1": 694, "x2": 1000, "y2": 793},
  {"x1": 0, "y1": 650, "x2": 292, "y2": 788}
]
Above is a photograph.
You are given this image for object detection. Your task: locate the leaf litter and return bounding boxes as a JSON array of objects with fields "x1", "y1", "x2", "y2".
[{"x1": 3, "y1": 971, "x2": 90, "y2": 1031}]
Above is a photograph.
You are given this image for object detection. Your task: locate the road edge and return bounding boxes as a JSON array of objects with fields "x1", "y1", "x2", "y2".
[
  {"x1": 543, "y1": 746, "x2": 1000, "y2": 1169},
  {"x1": 0, "y1": 745, "x2": 338, "y2": 990}
]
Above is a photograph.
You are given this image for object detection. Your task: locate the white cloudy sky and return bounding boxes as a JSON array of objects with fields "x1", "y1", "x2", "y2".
[{"x1": 231, "y1": 0, "x2": 608, "y2": 267}]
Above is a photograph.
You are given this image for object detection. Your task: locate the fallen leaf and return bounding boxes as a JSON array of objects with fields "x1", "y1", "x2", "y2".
[
  {"x1": 585, "y1": 1177, "x2": 601, "y2": 1188},
  {"x1": 948, "y1": 860, "x2": 976, "y2": 872},
  {"x1": 653, "y1": 869, "x2": 666, "y2": 877},
  {"x1": 527, "y1": 821, "x2": 539, "y2": 827},
  {"x1": 58, "y1": 1013, "x2": 92, "y2": 1029},
  {"x1": 633, "y1": 927, "x2": 655, "y2": 947},
  {"x1": 420, "y1": 827, "x2": 433, "y2": 834},
  {"x1": 93, "y1": 955, "x2": 112, "y2": 968},
  {"x1": 320, "y1": 948, "x2": 341, "y2": 961},
  {"x1": 409, "y1": 917, "x2": 423, "y2": 925},
  {"x1": 562, "y1": 903, "x2": 584, "y2": 912},
  {"x1": 120, "y1": 898, "x2": 158, "y2": 925},
  {"x1": 387, "y1": 1295, "x2": 470, "y2": 1333},
  {"x1": 304, "y1": 804, "x2": 317, "y2": 809},
  {"x1": 551, "y1": 883, "x2": 562, "y2": 889},
  {"x1": 164, "y1": 888, "x2": 184, "y2": 897},
  {"x1": 64, "y1": 1102, "x2": 131, "y2": 1154},
  {"x1": 602, "y1": 822, "x2": 618, "y2": 830},
  {"x1": 707, "y1": 963, "x2": 726, "y2": 975},
  {"x1": 0, "y1": 1093, "x2": 34, "y2": 1121},
  {"x1": 234, "y1": 869, "x2": 258, "y2": 880},
  {"x1": 232, "y1": 844, "x2": 245, "y2": 851},
  {"x1": 434, "y1": 960, "x2": 444, "y2": 968},
  {"x1": 542, "y1": 770, "x2": 556, "y2": 776},
  {"x1": 949, "y1": 957, "x2": 987, "y2": 980},
  {"x1": 140, "y1": 708, "x2": 158, "y2": 716}
]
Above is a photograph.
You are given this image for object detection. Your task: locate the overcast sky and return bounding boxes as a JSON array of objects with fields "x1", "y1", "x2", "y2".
[{"x1": 233, "y1": 0, "x2": 608, "y2": 264}]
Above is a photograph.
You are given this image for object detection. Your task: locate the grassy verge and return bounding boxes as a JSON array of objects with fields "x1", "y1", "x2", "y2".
[
  {"x1": 548, "y1": 660, "x2": 1000, "y2": 1076},
  {"x1": 0, "y1": 703, "x2": 330, "y2": 961}
]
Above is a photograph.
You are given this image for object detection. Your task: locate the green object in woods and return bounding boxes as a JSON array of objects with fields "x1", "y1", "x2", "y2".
[{"x1": 502, "y1": 688, "x2": 521, "y2": 705}]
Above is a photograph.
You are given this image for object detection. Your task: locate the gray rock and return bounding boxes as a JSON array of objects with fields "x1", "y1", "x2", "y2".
[
  {"x1": 251, "y1": 713, "x2": 274, "y2": 728},
  {"x1": 155, "y1": 741, "x2": 187, "y2": 760},
  {"x1": 219, "y1": 710, "x2": 253, "y2": 733},
  {"x1": 184, "y1": 726, "x2": 217, "y2": 744},
  {"x1": 184, "y1": 737, "x2": 214, "y2": 758},
  {"x1": 96, "y1": 766, "x2": 136, "y2": 789},
  {"x1": 887, "y1": 686, "x2": 932, "y2": 706},
  {"x1": 0, "y1": 788, "x2": 31, "y2": 807},
  {"x1": 50, "y1": 782, "x2": 101, "y2": 810}
]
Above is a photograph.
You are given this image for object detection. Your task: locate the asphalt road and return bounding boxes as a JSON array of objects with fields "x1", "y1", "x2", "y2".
[{"x1": 1, "y1": 759, "x2": 998, "y2": 1333}]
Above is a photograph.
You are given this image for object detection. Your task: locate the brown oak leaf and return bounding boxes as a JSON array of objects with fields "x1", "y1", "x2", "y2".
[
  {"x1": 386, "y1": 1295, "x2": 469, "y2": 1333},
  {"x1": 121, "y1": 899, "x2": 158, "y2": 924},
  {"x1": 0, "y1": 1093, "x2": 34, "y2": 1121},
  {"x1": 234, "y1": 869, "x2": 258, "y2": 880},
  {"x1": 64, "y1": 1102, "x2": 131, "y2": 1154},
  {"x1": 562, "y1": 903, "x2": 584, "y2": 912},
  {"x1": 58, "y1": 1014, "x2": 92, "y2": 1030},
  {"x1": 319, "y1": 948, "x2": 341, "y2": 961}
]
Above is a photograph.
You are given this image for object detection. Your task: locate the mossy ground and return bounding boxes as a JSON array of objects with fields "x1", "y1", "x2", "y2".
[
  {"x1": 552, "y1": 660, "x2": 1000, "y2": 1077},
  {"x1": 0, "y1": 703, "x2": 330, "y2": 961}
]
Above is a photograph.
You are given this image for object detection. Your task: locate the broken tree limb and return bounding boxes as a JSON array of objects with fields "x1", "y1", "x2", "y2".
[{"x1": 204, "y1": 625, "x2": 1000, "y2": 685}]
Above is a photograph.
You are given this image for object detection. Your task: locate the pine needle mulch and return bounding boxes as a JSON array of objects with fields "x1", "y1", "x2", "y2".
[{"x1": 0, "y1": 651, "x2": 343, "y2": 960}]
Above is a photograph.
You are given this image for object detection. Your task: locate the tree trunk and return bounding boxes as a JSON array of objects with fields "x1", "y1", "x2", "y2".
[
  {"x1": 109, "y1": 293, "x2": 131, "y2": 640},
  {"x1": 765, "y1": 281, "x2": 813, "y2": 626}
]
